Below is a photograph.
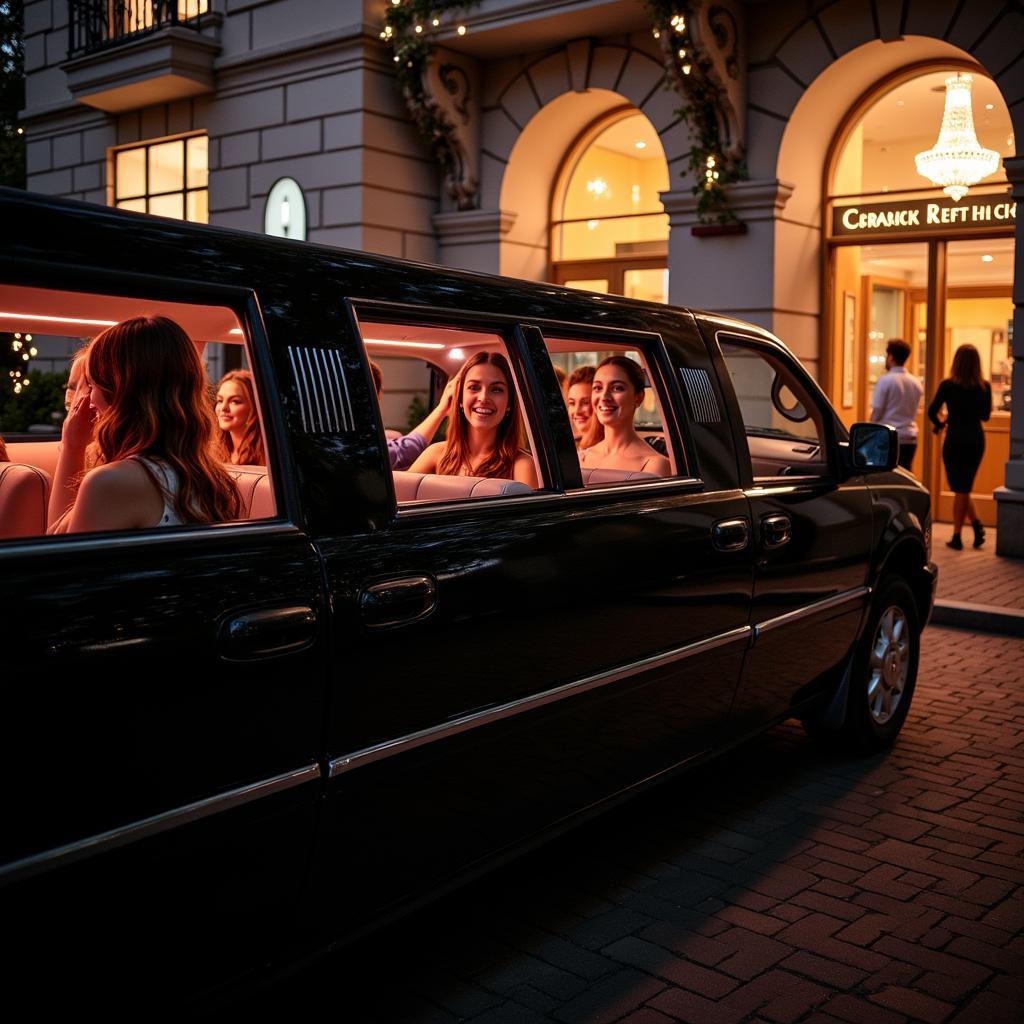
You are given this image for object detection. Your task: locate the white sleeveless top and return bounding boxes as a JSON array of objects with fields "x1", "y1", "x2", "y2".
[{"x1": 131, "y1": 456, "x2": 184, "y2": 527}]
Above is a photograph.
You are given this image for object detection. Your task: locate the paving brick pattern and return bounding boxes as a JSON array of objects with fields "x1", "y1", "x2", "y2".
[
  {"x1": 248, "y1": 626, "x2": 1024, "y2": 1022},
  {"x1": 931, "y1": 528, "x2": 1024, "y2": 611}
]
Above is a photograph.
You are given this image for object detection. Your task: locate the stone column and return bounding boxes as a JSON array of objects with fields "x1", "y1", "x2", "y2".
[
  {"x1": 662, "y1": 180, "x2": 816, "y2": 363},
  {"x1": 434, "y1": 208, "x2": 517, "y2": 276},
  {"x1": 994, "y1": 156, "x2": 1024, "y2": 557}
]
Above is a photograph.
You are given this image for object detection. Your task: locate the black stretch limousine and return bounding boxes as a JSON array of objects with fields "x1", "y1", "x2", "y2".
[{"x1": 0, "y1": 189, "x2": 936, "y2": 1007}]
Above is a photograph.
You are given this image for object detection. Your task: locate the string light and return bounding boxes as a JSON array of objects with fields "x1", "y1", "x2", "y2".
[
  {"x1": 678, "y1": 49, "x2": 685, "y2": 59},
  {"x1": 432, "y1": 17, "x2": 439, "y2": 26},
  {"x1": 457, "y1": 24, "x2": 466, "y2": 35},
  {"x1": 415, "y1": 24, "x2": 422, "y2": 33},
  {"x1": 682, "y1": 64, "x2": 691, "y2": 75}
]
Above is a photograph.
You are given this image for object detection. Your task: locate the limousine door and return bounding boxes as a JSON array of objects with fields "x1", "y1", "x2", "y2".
[
  {"x1": 712, "y1": 333, "x2": 873, "y2": 730},
  {"x1": 309, "y1": 313, "x2": 754, "y2": 923},
  {"x1": 0, "y1": 365, "x2": 326, "y2": 994}
]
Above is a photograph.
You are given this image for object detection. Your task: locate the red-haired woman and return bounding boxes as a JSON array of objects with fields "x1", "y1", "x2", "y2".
[
  {"x1": 927, "y1": 343, "x2": 992, "y2": 549},
  {"x1": 48, "y1": 315, "x2": 241, "y2": 533},
  {"x1": 409, "y1": 351, "x2": 537, "y2": 487},
  {"x1": 578, "y1": 355, "x2": 670, "y2": 476},
  {"x1": 214, "y1": 369, "x2": 265, "y2": 465}
]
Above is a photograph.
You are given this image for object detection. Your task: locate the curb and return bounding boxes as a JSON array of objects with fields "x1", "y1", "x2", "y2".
[{"x1": 930, "y1": 599, "x2": 1024, "y2": 637}]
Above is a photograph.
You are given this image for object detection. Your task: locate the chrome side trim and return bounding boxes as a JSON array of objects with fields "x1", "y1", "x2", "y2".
[
  {"x1": 754, "y1": 586, "x2": 870, "y2": 640},
  {"x1": 0, "y1": 762, "x2": 321, "y2": 885},
  {"x1": 287, "y1": 346, "x2": 352, "y2": 434},
  {"x1": 328, "y1": 625, "x2": 753, "y2": 778},
  {"x1": 679, "y1": 367, "x2": 722, "y2": 424}
]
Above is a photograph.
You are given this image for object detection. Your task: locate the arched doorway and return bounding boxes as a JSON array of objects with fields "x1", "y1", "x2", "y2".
[
  {"x1": 825, "y1": 64, "x2": 1015, "y2": 522},
  {"x1": 549, "y1": 109, "x2": 670, "y2": 303}
]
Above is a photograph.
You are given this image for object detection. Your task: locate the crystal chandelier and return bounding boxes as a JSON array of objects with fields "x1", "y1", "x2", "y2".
[{"x1": 915, "y1": 73, "x2": 1000, "y2": 201}]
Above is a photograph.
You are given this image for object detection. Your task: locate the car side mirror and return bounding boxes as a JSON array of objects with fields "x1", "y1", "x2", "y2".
[{"x1": 849, "y1": 422, "x2": 899, "y2": 472}]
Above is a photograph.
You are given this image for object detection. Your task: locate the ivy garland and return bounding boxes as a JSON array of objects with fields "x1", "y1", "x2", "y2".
[
  {"x1": 644, "y1": 1, "x2": 747, "y2": 224},
  {"x1": 380, "y1": 0, "x2": 745, "y2": 224},
  {"x1": 380, "y1": 0, "x2": 479, "y2": 189}
]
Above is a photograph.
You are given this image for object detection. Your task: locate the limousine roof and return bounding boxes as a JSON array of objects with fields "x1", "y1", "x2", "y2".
[{"x1": 2, "y1": 187, "x2": 788, "y2": 356}]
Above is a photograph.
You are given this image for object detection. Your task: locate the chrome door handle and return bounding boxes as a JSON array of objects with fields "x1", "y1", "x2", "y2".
[
  {"x1": 712, "y1": 517, "x2": 750, "y2": 552},
  {"x1": 761, "y1": 513, "x2": 792, "y2": 548},
  {"x1": 220, "y1": 605, "x2": 317, "y2": 659},
  {"x1": 360, "y1": 576, "x2": 437, "y2": 629}
]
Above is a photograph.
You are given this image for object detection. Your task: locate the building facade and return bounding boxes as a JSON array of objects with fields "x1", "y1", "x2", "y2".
[{"x1": 19, "y1": 0, "x2": 1024, "y2": 551}]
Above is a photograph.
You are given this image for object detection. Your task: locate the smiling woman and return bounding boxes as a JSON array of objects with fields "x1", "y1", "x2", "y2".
[{"x1": 410, "y1": 351, "x2": 537, "y2": 487}]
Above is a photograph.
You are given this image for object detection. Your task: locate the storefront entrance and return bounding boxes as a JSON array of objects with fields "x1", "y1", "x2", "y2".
[{"x1": 826, "y1": 66, "x2": 1016, "y2": 523}]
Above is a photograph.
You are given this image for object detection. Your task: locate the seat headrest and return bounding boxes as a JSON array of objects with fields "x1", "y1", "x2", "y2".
[
  {"x1": 5, "y1": 441, "x2": 60, "y2": 480},
  {"x1": 0, "y1": 462, "x2": 51, "y2": 538},
  {"x1": 393, "y1": 471, "x2": 532, "y2": 502}
]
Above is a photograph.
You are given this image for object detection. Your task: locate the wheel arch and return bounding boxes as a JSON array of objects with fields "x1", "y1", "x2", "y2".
[{"x1": 874, "y1": 535, "x2": 931, "y2": 628}]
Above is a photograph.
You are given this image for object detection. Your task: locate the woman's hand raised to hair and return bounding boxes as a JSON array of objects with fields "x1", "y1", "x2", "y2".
[{"x1": 62, "y1": 379, "x2": 96, "y2": 454}]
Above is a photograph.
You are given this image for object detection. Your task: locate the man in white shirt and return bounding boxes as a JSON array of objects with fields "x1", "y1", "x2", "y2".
[{"x1": 870, "y1": 338, "x2": 924, "y2": 471}]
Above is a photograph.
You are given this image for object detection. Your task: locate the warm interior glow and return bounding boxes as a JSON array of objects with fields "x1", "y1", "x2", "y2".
[
  {"x1": 915, "y1": 74, "x2": 1001, "y2": 200},
  {"x1": 833, "y1": 69, "x2": 1010, "y2": 197},
  {"x1": 556, "y1": 113, "x2": 669, "y2": 262}
]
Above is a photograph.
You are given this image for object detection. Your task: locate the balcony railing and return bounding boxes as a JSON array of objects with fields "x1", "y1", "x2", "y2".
[{"x1": 68, "y1": 0, "x2": 211, "y2": 59}]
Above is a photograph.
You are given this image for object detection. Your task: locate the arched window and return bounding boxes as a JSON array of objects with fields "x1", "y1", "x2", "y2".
[
  {"x1": 550, "y1": 110, "x2": 669, "y2": 304},
  {"x1": 826, "y1": 64, "x2": 1015, "y2": 524}
]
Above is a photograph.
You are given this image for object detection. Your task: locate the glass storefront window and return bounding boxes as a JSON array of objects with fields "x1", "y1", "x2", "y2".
[
  {"x1": 833, "y1": 69, "x2": 1013, "y2": 197},
  {"x1": 946, "y1": 239, "x2": 1013, "y2": 413},
  {"x1": 113, "y1": 135, "x2": 208, "y2": 224}
]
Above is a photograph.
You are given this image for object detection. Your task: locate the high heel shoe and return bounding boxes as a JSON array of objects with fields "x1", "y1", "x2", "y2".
[
  {"x1": 972, "y1": 519, "x2": 986, "y2": 549},
  {"x1": 947, "y1": 533, "x2": 963, "y2": 550}
]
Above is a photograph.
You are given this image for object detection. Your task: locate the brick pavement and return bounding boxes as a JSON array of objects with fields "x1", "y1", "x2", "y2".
[
  {"x1": 244, "y1": 625, "x2": 1023, "y2": 1023},
  {"x1": 931, "y1": 527, "x2": 1024, "y2": 612}
]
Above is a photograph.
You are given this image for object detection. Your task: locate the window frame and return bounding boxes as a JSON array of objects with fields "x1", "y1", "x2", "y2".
[
  {"x1": 110, "y1": 132, "x2": 209, "y2": 224},
  {"x1": 714, "y1": 330, "x2": 842, "y2": 487},
  {"x1": 349, "y1": 300, "x2": 555, "y2": 511},
  {"x1": 347, "y1": 299, "x2": 707, "y2": 522},
  {"x1": 0, "y1": 256, "x2": 297, "y2": 548},
  {"x1": 537, "y1": 317, "x2": 700, "y2": 492}
]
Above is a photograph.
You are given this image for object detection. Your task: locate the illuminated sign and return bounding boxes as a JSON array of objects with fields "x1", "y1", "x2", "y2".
[{"x1": 832, "y1": 194, "x2": 1016, "y2": 238}]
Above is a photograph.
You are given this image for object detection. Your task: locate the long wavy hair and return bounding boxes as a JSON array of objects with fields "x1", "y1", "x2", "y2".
[
  {"x1": 438, "y1": 351, "x2": 524, "y2": 479},
  {"x1": 86, "y1": 316, "x2": 240, "y2": 523},
  {"x1": 0, "y1": 435, "x2": 7, "y2": 462},
  {"x1": 950, "y1": 344, "x2": 985, "y2": 390},
  {"x1": 214, "y1": 369, "x2": 265, "y2": 466},
  {"x1": 579, "y1": 355, "x2": 645, "y2": 451}
]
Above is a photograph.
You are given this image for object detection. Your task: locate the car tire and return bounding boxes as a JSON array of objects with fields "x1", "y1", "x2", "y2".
[{"x1": 842, "y1": 576, "x2": 921, "y2": 750}]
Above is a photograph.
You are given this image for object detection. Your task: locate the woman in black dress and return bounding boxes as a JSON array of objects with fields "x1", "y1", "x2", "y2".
[{"x1": 927, "y1": 344, "x2": 992, "y2": 549}]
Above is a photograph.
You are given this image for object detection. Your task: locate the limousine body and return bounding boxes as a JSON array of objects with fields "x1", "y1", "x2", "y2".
[{"x1": 0, "y1": 188, "x2": 936, "y2": 1007}]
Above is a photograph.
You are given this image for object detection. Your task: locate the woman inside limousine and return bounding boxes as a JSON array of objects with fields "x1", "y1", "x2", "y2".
[
  {"x1": 214, "y1": 369, "x2": 266, "y2": 466},
  {"x1": 409, "y1": 351, "x2": 538, "y2": 487},
  {"x1": 48, "y1": 315, "x2": 241, "y2": 533},
  {"x1": 578, "y1": 356, "x2": 670, "y2": 476},
  {"x1": 565, "y1": 364, "x2": 596, "y2": 446}
]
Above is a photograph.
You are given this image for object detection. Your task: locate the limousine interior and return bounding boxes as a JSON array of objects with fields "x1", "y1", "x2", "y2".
[{"x1": 0, "y1": 188, "x2": 936, "y2": 1010}]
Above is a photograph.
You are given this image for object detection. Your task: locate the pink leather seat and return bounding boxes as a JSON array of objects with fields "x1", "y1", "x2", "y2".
[
  {"x1": 225, "y1": 465, "x2": 275, "y2": 519},
  {"x1": 580, "y1": 467, "x2": 661, "y2": 485},
  {"x1": 393, "y1": 471, "x2": 532, "y2": 502},
  {"x1": 6, "y1": 440, "x2": 60, "y2": 479},
  {"x1": 0, "y1": 462, "x2": 51, "y2": 538}
]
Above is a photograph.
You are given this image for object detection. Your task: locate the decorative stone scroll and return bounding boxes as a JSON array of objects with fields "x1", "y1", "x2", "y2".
[{"x1": 420, "y1": 50, "x2": 481, "y2": 210}]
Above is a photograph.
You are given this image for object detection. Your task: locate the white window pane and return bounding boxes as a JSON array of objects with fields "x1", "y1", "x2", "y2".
[
  {"x1": 148, "y1": 140, "x2": 185, "y2": 196},
  {"x1": 115, "y1": 147, "x2": 146, "y2": 199}
]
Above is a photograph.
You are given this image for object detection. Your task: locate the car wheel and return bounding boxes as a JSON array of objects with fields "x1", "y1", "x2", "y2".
[{"x1": 843, "y1": 576, "x2": 920, "y2": 750}]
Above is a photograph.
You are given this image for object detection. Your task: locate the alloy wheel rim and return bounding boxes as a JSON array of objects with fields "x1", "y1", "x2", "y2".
[{"x1": 867, "y1": 605, "x2": 909, "y2": 724}]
